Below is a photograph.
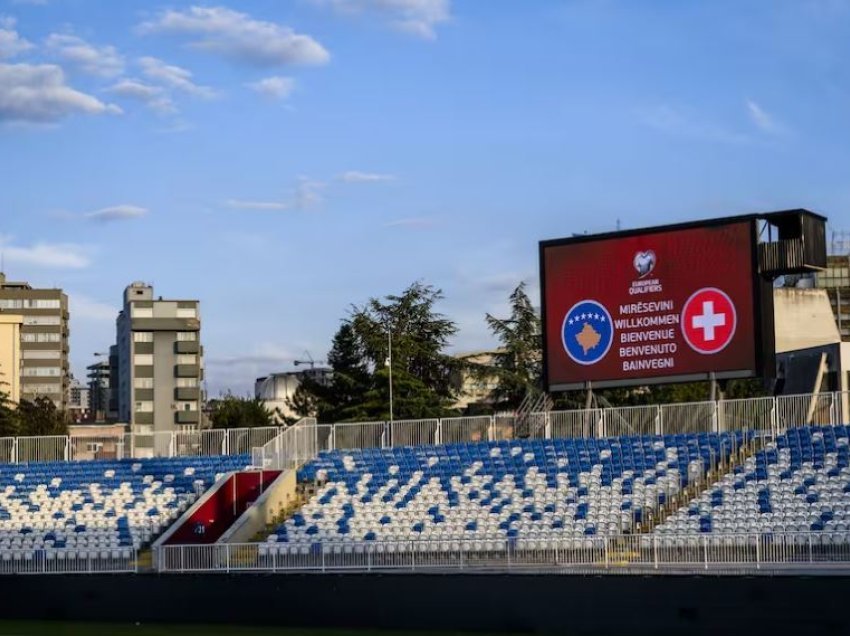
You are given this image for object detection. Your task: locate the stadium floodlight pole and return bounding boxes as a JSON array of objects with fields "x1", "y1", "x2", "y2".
[{"x1": 386, "y1": 327, "x2": 394, "y2": 424}]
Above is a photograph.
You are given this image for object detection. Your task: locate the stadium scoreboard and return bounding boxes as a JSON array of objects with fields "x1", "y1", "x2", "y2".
[{"x1": 540, "y1": 217, "x2": 775, "y2": 391}]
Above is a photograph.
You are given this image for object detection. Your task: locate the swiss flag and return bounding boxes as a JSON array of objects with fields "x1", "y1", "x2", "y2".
[{"x1": 681, "y1": 287, "x2": 737, "y2": 355}]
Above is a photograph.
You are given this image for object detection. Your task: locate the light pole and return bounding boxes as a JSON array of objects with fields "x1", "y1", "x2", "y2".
[{"x1": 386, "y1": 327, "x2": 393, "y2": 424}]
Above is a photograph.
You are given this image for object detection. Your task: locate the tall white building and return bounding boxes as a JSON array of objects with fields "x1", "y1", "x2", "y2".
[{"x1": 115, "y1": 283, "x2": 203, "y2": 435}]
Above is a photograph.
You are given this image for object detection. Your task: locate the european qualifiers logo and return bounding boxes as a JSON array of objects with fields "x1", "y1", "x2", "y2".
[
  {"x1": 561, "y1": 300, "x2": 614, "y2": 365},
  {"x1": 681, "y1": 287, "x2": 737, "y2": 354},
  {"x1": 633, "y1": 250, "x2": 656, "y2": 278},
  {"x1": 629, "y1": 249, "x2": 662, "y2": 295}
]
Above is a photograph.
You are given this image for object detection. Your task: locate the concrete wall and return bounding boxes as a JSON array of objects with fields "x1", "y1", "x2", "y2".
[
  {"x1": 774, "y1": 288, "x2": 841, "y2": 353},
  {"x1": 1, "y1": 572, "x2": 849, "y2": 635},
  {"x1": 220, "y1": 469, "x2": 297, "y2": 544}
]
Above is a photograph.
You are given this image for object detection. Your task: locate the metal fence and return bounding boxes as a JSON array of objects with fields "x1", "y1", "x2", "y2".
[
  {"x1": 154, "y1": 532, "x2": 850, "y2": 576},
  {"x1": 0, "y1": 548, "x2": 137, "y2": 575},
  {"x1": 0, "y1": 390, "x2": 846, "y2": 468}
]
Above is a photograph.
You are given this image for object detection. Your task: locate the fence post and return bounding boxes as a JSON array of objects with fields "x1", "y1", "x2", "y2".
[
  {"x1": 321, "y1": 548, "x2": 326, "y2": 573},
  {"x1": 756, "y1": 536, "x2": 760, "y2": 570},
  {"x1": 221, "y1": 433, "x2": 228, "y2": 456},
  {"x1": 11, "y1": 438, "x2": 17, "y2": 464},
  {"x1": 808, "y1": 534, "x2": 813, "y2": 564},
  {"x1": 703, "y1": 536, "x2": 708, "y2": 570},
  {"x1": 656, "y1": 405, "x2": 663, "y2": 436},
  {"x1": 435, "y1": 419, "x2": 442, "y2": 446},
  {"x1": 63, "y1": 436, "x2": 70, "y2": 461},
  {"x1": 771, "y1": 397, "x2": 778, "y2": 436},
  {"x1": 489, "y1": 416, "x2": 495, "y2": 442},
  {"x1": 168, "y1": 433, "x2": 175, "y2": 458},
  {"x1": 653, "y1": 536, "x2": 658, "y2": 570},
  {"x1": 604, "y1": 540, "x2": 609, "y2": 569},
  {"x1": 226, "y1": 544, "x2": 231, "y2": 573}
]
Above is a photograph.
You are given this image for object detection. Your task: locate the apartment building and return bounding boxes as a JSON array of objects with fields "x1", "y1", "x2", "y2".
[
  {"x1": 0, "y1": 311, "x2": 23, "y2": 404},
  {"x1": 115, "y1": 282, "x2": 203, "y2": 434},
  {"x1": 0, "y1": 273, "x2": 69, "y2": 409}
]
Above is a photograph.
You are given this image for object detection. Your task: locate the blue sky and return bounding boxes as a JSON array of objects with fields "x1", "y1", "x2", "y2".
[{"x1": 0, "y1": 0, "x2": 848, "y2": 396}]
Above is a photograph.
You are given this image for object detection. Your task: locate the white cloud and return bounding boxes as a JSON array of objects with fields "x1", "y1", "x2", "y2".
[
  {"x1": 339, "y1": 170, "x2": 396, "y2": 183},
  {"x1": 385, "y1": 217, "x2": 434, "y2": 228},
  {"x1": 0, "y1": 16, "x2": 33, "y2": 59},
  {"x1": 246, "y1": 75, "x2": 295, "y2": 100},
  {"x1": 224, "y1": 199, "x2": 291, "y2": 211},
  {"x1": 0, "y1": 63, "x2": 122, "y2": 122},
  {"x1": 313, "y1": 0, "x2": 451, "y2": 39},
  {"x1": 0, "y1": 235, "x2": 91, "y2": 268},
  {"x1": 294, "y1": 177, "x2": 326, "y2": 208},
  {"x1": 84, "y1": 205, "x2": 148, "y2": 223},
  {"x1": 139, "y1": 6, "x2": 330, "y2": 67},
  {"x1": 107, "y1": 79, "x2": 176, "y2": 115},
  {"x1": 746, "y1": 99, "x2": 785, "y2": 135},
  {"x1": 641, "y1": 104, "x2": 749, "y2": 145},
  {"x1": 138, "y1": 56, "x2": 215, "y2": 98},
  {"x1": 224, "y1": 177, "x2": 327, "y2": 212},
  {"x1": 69, "y1": 294, "x2": 116, "y2": 321},
  {"x1": 44, "y1": 33, "x2": 124, "y2": 77}
]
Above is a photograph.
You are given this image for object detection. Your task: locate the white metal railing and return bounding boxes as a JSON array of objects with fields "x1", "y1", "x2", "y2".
[
  {"x1": 0, "y1": 548, "x2": 137, "y2": 575},
  {"x1": 1, "y1": 391, "x2": 848, "y2": 467},
  {"x1": 154, "y1": 532, "x2": 850, "y2": 575},
  {"x1": 251, "y1": 418, "x2": 318, "y2": 471}
]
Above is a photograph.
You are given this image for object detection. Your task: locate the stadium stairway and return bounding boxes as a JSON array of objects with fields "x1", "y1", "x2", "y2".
[
  {"x1": 635, "y1": 431, "x2": 768, "y2": 534},
  {"x1": 655, "y1": 425, "x2": 850, "y2": 540},
  {"x1": 158, "y1": 470, "x2": 280, "y2": 545}
]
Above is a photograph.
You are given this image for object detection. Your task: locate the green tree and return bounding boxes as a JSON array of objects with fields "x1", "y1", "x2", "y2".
[
  {"x1": 209, "y1": 393, "x2": 274, "y2": 429},
  {"x1": 349, "y1": 282, "x2": 459, "y2": 420},
  {"x1": 291, "y1": 282, "x2": 460, "y2": 422},
  {"x1": 481, "y1": 282, "x2": 542, "y2": 410},
  {"x1": 289, "y1": 323, "x2": 371, "y2": 422},
  {"x1": 0, "y1": 389, "x2": 18, "y2": 438},
  {"x1": 16, "y1": 397, "x2": 67, "y2": 437}
]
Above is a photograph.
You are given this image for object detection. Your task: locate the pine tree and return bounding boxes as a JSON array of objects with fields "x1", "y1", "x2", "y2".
[{"x1": 483, "y1": 282, "x2": 542, "y2": 410}]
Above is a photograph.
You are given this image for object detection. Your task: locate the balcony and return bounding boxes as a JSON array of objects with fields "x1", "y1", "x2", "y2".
[
  {"x1": 174, "y1": 341, "x2": 199, "y2": 354},
  {"x1": 175, "y1": 410, "x2": 199, "y2": 425},
  {"x1": 174, "y1": 364, "x2": 199, "y2": 378},
  {"x1": 174, "y1": 387, "x2": 199, "y2": 401},
  {"x1": 131, "y1": 317, "x2": 200, "y2": 332}
]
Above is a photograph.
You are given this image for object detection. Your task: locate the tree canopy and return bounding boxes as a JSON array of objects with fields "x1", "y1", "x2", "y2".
[
  {"x1": 209, "y1": 393, "x2": 275, "y2": 429},
  {"x1": 290, "y1": 282, "x2": 459, "y2": 422}
]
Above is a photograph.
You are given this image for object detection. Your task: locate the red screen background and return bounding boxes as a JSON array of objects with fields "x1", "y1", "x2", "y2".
[{"x1": 542, "y1": 221, "x2": 758, "y2": 389}]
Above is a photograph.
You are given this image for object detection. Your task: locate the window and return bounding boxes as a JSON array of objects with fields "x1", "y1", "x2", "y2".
[
  {"x1": 0, "y1": 299, "x2": 22, "y2": 309},
  {"x1": 23, "y1": 384, "x2": 61, "y2": 394},
  {"x1": 1, "y1": 299, "x2": 62, "y2": 310},
  {"x1": 134, "y1": 377, "x2": 154, "y2": 389},
  {"x1": 22, "y1": 316, "x2": 60, "y2": 326},
  {"x1": 176, "y1": 377, "x2": 198, "y2": 388},
  {"x1": 22, "y1": 367, "x2": 60, "y2": 377},
  {"x1": 176, "y1": 308, "x2": 196, "y2": 319},
  {"x1": 132, "y1": 306, "x2": 153, "y2": 318},
  {"x1": 33, "y1": 299, "x2": 60, "y2": 309},
  {"x1": 134, "y1": 354, "x2": 153, "y2": 366},
  {"x1": 133, "y1": 332, "x2": 153, "y2": 343},
  {"x1": 176, "y1": 332, "x2": 197, "y2": 341},
  {"x1": 86, "y1": 442, "x2": 103, "y2": 453},
  {"x1": 21, "y1": 350, "x2": 60, "y2": 360},
  {"x1": 21, "y1": 333, "x2": 61, "y2": 343},
  {"x1": 176, "y1": 354, "x2": 196, "y2": 365},
  {"x1": 177, "y1": 401, "x2": 197, "y2": 411},
  {"x1": 135, "y1": 401, "x2": 154, "y2": 412}
]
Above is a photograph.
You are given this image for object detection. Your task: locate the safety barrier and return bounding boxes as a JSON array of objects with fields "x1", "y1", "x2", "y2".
[
  {"x1": 154, "y1": 532, "x2": 850, "y2": 575},
  {"x1": 0, "y1": 391, "x2": 846, "y2": 466},
  {"x1": 0, "y1": 548, "x2": 137, "y2": 575}
]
